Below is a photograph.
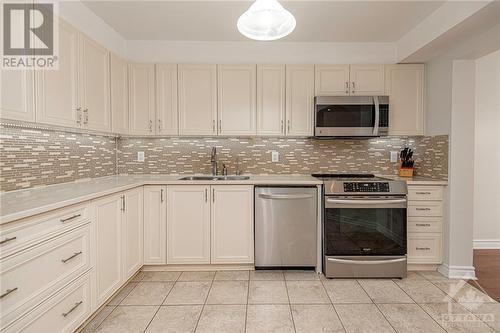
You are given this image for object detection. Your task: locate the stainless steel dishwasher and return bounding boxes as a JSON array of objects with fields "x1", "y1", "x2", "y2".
[{"x1": 255, "y1": 187, "x2": 317, "y2": 268}]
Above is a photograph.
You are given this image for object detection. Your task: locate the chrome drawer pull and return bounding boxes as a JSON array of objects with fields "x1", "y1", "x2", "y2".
[
  {"x1": 0, "y1": 287, "x2": 18, "y2": 299},
  {"x1": 416, "y1": 223, "x2": 431, "y2": 227},
  {"x1": 60, "y1": 214, "x2": 82, "y2": 223},
  {"x1": 415, "y1": 208, "x2": 431, "y2": 211},
  {"x1": 61, "y1": 251, "x2": 82, "y2": 263},
  {"x1": 62, "y1": 301, "x2": 83, "y2": 317},
  {"x1": 416, "y1": 247, "x2": 431, "y2": 251},
  {"x1": 0, "y1": 236, "x2": 17, "y2": 245},
  {"x1": 415, "y1": 192, "x2": 431, "y2": 195}
]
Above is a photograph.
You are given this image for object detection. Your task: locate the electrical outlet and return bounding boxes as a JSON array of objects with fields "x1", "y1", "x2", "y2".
[
  {"x1": 271, "y1": 151, "x2": 279, "y2": 162},
  {"x1": 137, "y1": 151, "x2": 145, "y2": 162},
  {"x1": 390, "y1": 151, "x2": 399, "y2": 163}
]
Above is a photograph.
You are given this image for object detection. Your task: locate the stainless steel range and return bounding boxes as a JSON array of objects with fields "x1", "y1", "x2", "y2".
[{"x1": 313, "y1": 174, "x2": 408, "y2": 278}]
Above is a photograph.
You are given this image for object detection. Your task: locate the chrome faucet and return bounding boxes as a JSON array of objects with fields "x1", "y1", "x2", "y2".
[{"x1": 210, "y1": 147, "x2": 218, "y2": 175}]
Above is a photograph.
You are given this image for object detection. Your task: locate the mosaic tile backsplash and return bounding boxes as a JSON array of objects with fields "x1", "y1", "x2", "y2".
[{"x1": 0, "y1": 123, "x2": 448, "y2": 192}]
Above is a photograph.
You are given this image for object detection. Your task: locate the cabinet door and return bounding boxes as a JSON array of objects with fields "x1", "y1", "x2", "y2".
[
  {"x1": 156, "y1": 64, "x2": 178, "y2": 135},
  {"x1": 93, "y1": 194, "x2": 122, "y2": 306},
  {"x1": 122, "y1": 187, "x2": 144, "y2": 280},
  {"x1": 79, "y1": 35, "x2": 111, "y2": 131},
  {"x1": 314, "y1": 65, "x2": 350, "y2": 96},
  {"x1": 211, "y1": 186, "x2": 254, "y2": 264},
  {"x1": 178, "y1": 64, "x2": 217, "y2": 136},
  {"x1": 0, "y1": 69, "x2": 35, "y2": 122},
  {"x1": 35, "y1": 20, "x2": 79, "y2": 128},
  {"x1": 167, "y1": 186, "x2": 210, "y2": 264},
  {"x1": 285, "y1": 65, "x2": 314, "y2": 136},
  {"x1": 143, "y1": 186, "x2": 167, "y2": 265},
  {"x1": 385, "y1": 64, "x2": 425, "y2": 136},
  {"x1": 218, "y1": 65, "x2": 256, "y2": 135},
  {"x1": 349, "y1": 64, "x2": 385, "y2": 95},
  {"x1": 110, "y1": 53, "x2": 129, "y2": 134},
  {"x1": 129, "y1": 63, "x2": 155, "y2": 135},
  {"x1": 256, "y1": 65, "x2": 285, "y2": 135}
]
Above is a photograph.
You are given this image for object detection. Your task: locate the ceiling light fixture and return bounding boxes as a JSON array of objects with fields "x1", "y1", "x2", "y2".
[{"x1": 237, "y1": 0, "x2": 296, "y2": 41}]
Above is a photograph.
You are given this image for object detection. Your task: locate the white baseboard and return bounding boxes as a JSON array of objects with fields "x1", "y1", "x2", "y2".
[
  {"x1": 473, "y1": 239, "x2": 500, "y2": 249},
  {"x1": 438, "y1": 263, "x2": 477, "y2": 280}
]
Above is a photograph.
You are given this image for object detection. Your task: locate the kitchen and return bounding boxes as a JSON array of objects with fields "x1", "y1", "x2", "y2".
[{"x1": 0, "y1": 1, "x2": 499, "y2": 332}]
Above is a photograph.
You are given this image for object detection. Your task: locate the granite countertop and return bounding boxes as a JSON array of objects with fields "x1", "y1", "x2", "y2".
[
  {"x1": 0, "y1": 174, "x2": 323, "y2": 224},
  {"x1": 377, "y1": 174, "x2": 448, "y2": 186}
]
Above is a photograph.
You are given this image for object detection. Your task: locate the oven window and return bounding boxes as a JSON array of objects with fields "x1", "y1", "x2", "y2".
[
  {"x1": 316, "y1": 105, "x2": 375, "y2": 128},
  {"x1": 324, "y1": 208, "x2": 407, "y2": 256}
]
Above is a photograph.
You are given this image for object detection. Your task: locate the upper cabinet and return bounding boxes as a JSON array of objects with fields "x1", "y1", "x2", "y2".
[
  {"x1": 156, "y1": 64, "x2": 178, "y2": 135},
  {"x1": 0, "y1": 69, "x2": 35, "y2": 122},
  {"x1": 256, "y1": 65, "x2": 286, "y2": 136},
  {"x1": 178, "y1": 64, "x2": 218, "y2": 136},
  {"x1": 110, "y1": 53, "x2": 129, "y2": 135},
  {"x1": 385, "y1": 64, "x2": 425, "y2": 136},
  {"x1": 129, "y1": 63, "x2": 156, "y2": 135},
  {"x1": 315, "y1": 64, "x2": 385, "y2": 96},
  {"x1": 286, "y1": 65, "x2": 315, "y2": 136},
  {"x1": 217, "y1": 65, "x2": 257, "y2": 136}
]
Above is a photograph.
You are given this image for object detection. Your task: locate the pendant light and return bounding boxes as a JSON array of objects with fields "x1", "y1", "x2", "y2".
[{"x1": 237, "y1": 0, "x2": 296, "y2": 41}]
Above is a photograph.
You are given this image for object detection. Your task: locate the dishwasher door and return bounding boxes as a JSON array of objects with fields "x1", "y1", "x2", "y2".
[{"x1": 255, "y1": 187, "x2": 317, "y2": 268}]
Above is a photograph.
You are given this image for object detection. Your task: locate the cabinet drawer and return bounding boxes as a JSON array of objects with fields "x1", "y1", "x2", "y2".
[
  {"x1": 0, "y1": 225, "x2": 91, "y2": 329},
  {"x1": 3, "y1": 272, "x2": 92, "y2": 333},
  {"x1": 407, "y1": 233, "x2": 442, "y2": 264},
  {"x1": 0, "y1": 203, "x2": 90, "y2": 258},
  {"x1": 408, "y1": 201, "x2": 442, "y2": 217},
  {"x1": 408, "y1": 186, "x2": 443, "y2": 201},
  {"x1": 408, "y1": 217, "x2": 442, "y2": 233}
]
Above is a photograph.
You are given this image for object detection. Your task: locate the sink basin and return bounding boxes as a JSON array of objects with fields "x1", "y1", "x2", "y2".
[{"x1": 178, "y1": 176, "x2": 250, "y2": 181}]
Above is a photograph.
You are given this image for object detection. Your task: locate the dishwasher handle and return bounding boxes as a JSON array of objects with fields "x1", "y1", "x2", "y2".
[{"x1": 258, "y1": 193, "x2": 315, "y2": 200}]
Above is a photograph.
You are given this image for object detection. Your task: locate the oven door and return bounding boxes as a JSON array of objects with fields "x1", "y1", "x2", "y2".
[{"x1": 323, "y1": 196, "x2": 407, "y2": 257}]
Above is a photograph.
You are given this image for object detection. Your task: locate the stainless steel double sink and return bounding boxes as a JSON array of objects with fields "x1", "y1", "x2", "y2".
[{"x1": 178, "y1": 176, "x2": 250, "y2": 181}]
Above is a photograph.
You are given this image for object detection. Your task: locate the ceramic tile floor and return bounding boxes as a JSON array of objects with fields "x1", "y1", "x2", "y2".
[{"x1": 81, "y1": 270, "x2": 500, "y2": 333}]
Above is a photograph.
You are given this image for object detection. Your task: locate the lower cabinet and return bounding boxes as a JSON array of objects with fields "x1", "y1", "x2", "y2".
[
  {"x1": 143, "y1": 186, "x2": 167, "y2": 264},
  {"x1": 166, "y1": 185, "x2": 254, "y2": 265},
  {"x1": 122, "y1": 187, "x2": 144, "y2": 280}
]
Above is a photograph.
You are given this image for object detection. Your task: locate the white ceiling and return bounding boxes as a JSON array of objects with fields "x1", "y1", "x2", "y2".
[{"x1": 81, "y1": 1, "x2": 445, "y2": 42}]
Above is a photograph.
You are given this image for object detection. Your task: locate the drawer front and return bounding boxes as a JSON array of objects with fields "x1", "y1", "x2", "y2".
[
  {"x1": 1, "y1": 225, "x2": 90, "y2": 328},
  {"x1": 3, "y1": 272, "x2": 92, "y2": 333},
  {"x1": 408, "y1": 186, "x2": 443, "y2": 201},
  {"x1": 408, "y1": 217, "x2": 442, "y2": 233},
  {"x1": 408, "y1": 201, "x2": 443, "y2": 217},
  {"x1": 0, "y1": 203, "x2": 90, "y2": 259},
  {"x1": 408, "y1": 233, "x2": 442, "y2": 264}
]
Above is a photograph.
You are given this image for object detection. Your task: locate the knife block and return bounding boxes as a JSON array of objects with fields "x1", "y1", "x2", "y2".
[{"x1": 398, "y1": 166, "x2": 414, "y2": 177}]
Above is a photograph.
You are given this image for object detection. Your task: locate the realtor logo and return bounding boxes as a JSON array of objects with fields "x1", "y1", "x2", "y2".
[{"x1": 2, "y1": 2, "x2": 58, "y2": 69}]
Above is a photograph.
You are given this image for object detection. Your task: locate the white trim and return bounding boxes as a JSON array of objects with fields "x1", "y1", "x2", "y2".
[
  {"x1": 438, "y1": 263, "x2": 477, "y2": 280},
  {"x1": 473, "y1": 239, "x2": 500, "y2": 249}
]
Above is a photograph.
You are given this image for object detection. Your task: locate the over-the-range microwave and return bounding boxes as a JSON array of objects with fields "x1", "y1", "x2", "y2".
[{"x1": 314, "y1": 96, "x2": 389, "y2": 137}]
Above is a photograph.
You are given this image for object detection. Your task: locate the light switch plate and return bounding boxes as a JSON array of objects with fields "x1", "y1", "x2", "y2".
[
  {"x1": 271, "y1": 151, "x2": 279, "y2": 162},
  {"x1": 137, "y1": 151, "x2": 145, "y2": 162},
  {"x1": 390, "y1": 151, "x2": 399, "y2": 163}
]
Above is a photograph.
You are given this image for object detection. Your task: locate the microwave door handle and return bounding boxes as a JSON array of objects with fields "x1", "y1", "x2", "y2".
[{"x1": 373, "y1": 96, "x2": 380, "y2": 136}]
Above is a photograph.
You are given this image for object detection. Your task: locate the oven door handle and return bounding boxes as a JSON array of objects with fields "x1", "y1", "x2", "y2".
[
  {"x1": 326, "y1": 198, "x2": 406, "y2": 205},
  {"x1": 327, "y1": 257, "x2": 406, "y2": 265},
  {"x1": 373, "y1": 96, "x2": 380, "y2": 136}
]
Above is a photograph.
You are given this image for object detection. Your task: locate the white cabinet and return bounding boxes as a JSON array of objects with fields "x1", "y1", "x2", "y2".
[
  {"x1": 218, "y1": 65, "x2": 256, "y2": 135},
  {"x1": 256, "y1": 65, "x2": 286, "y2": 135},
  {"x1": 122, "y1": 187, "x2": 143, "y2": 280},
  {"x1": 0, "y1": 69, "x2": 35, "y2": 122},
  {"x1": 349, "y1": 64, "x2": 385, "y2": 95},
  {"x1": 110, "y1": 53, "x2": 129, "y2": 134},
  {"x1": 36, "y1": 20, "x2": 79, "y2": 128},
  {"x1": 93, "y1": 194, "x2": 122, "y2": 306},
  {"x1": 143, "y1": 186, "x2": 167, "y2": 265},
  {"x1": 129, "y1": 63, "x2": 156, "y2": 135},
  {"x1": 315, "y1": 65, "x2": 350, "y2": 96},
  {"x1": 385, "y1": 64, "x2": 425, "y2": 135},
  {"x1": 178, "y1": 64, "x2": 218, "y2": 136},
  {"x1": 156, "y1": 64, "x2": 178, "y2": 135},
  {"x1": 286, "y1": 65, "x2": 314, "y2": 136},
  {"x1": 78, "y1": 35, "x2": 111, "y2": 132},
  {"x1": 166, "y1": 186, "x2": 211, "y2": 264},
  {"x1": 211, "y1": 186, "x2": 254, "y2": 264}
]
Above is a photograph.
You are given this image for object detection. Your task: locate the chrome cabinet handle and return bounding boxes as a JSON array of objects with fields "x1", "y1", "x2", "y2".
[
  {"x1": 160, "y1": 189, "x2": 164, "y2": 203},
  {"x1": 61, "y1": 251, "x2": 82, "y2": 263},
  {"x1": 212, "y1": 188, "x2": 215, "y2": 203},
  {"x1": 0, "y1": 287, "x2": 18, "y2": 299},
  {"x1": 416, "y1": 247, "x2": 431, "y2": 251},
  {"x1": 149, "y1": 120, "x2": 153, "y2": 132},
  {"x1": 219, "y1": 120, "x2": 222, "y2": 133},
  {"x1": 121, "y1": 195, "x2": 125, "y2": 211},
  {"x1": 287, "y1": 120, "x2": 290, "y2": 133},
  {"x1": 212, "y1": 120, "x2": 216, "y2": 133},
  {"x1": 158, "y1": 119, "x2": 162, "y2": 132},
  {"x1": 416, "y1": 223, "x2": 431, "y2": 227},
  {"x1": 76, "y1": 107, "x2": 82, "y2": 124},
  {"x1": 345, "y1": 82, "x2": 349, "y2": 94},
  {"x1": 60, "y1": 214, "x2": 81, "y2": 223},
  {"x1": 281, "y1": 120, "x2": 284, "y2": 134},
  {"x1": 415, "y1": 192, "x2": 431, "y2": 195},
  {"x1": 0, "y1": 236, "x2": 17, "y2": 245},
  {"x1": 351, "y1": 82, "x2": 355, "y2": 94},
  {"x1": 205, "y1": 189, "x2": 208, "y2": 202},
  {"x1": 83, "y1": 108, "x2": 89, "y2": 124},
  {"x1": 62, "y1": 301, "x2": 83, "y2": 317},
  {"x1": 415, "y1": 207, "x2": 431, "y2": 211}
]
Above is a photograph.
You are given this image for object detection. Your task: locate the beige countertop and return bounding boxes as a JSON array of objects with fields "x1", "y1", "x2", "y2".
[
  {"x1": 377, "y1": 175, "x2": 448, "y2": 186},
  {"x1": 0, "y1": 174, "x2": 323, "y2": 224}
]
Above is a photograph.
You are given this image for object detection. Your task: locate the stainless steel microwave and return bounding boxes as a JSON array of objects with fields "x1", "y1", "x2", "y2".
[{"x1": 314, "y1": 96, "x2": 389, "y2": 137}]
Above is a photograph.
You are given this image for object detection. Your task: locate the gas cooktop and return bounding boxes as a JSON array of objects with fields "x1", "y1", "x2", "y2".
[{"x1": 311, "y1": 173, "x2": 390, "y2": 181}]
